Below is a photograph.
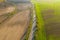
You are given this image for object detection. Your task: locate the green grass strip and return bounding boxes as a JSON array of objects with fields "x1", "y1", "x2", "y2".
[{"x1": 31, "y1": 1, "x2": 46, "y2": 40}]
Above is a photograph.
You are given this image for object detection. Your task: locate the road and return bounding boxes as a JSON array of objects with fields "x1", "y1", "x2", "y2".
[{"x1": 0, "y1": 3, "x2": 31, "y2": 40}]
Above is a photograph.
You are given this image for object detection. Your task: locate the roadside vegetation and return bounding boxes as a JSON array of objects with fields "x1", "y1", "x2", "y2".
[{"x1": 32, "y1": 0, "x2": 60, "y2": 40}]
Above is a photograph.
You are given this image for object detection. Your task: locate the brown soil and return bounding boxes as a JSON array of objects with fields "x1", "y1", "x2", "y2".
[{"x1": 0, "y1": 8, "x2": 30, "y2": 40}]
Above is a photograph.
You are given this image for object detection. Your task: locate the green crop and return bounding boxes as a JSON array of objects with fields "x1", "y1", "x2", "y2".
[
  {"x1": 31, "y1": 1, "x2": 46, "y2": 40},
  {"x1": 32, "y1": 0, "x2": 60, "y2": 40}
]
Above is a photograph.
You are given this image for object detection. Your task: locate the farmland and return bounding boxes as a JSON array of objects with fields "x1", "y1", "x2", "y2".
[{"x1": 33, "y1": 1, "x2": 60, "y2": 40}]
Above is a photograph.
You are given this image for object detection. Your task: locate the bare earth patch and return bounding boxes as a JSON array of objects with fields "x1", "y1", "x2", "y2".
[{"x1": 0, "y1": 7, "x2": 31, "y2": 40}]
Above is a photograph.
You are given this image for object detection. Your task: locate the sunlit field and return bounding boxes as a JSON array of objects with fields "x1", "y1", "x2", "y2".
[{"x1": 32, "y1": 0, "x2": 60, "y2": 40}]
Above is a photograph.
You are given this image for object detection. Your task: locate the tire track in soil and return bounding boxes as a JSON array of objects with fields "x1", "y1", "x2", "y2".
[{"x1": 0, "y1": 9, "x2": 30, "y2": 40}]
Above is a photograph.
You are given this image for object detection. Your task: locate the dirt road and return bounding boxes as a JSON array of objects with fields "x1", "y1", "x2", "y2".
[{"x1": 0, "y1": 4, "x2": 31, "y2": 40}]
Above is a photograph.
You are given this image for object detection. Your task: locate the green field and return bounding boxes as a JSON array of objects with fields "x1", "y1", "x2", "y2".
[{"x1": 32, "y1": 0, "x2": 60, "y2": 40}]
